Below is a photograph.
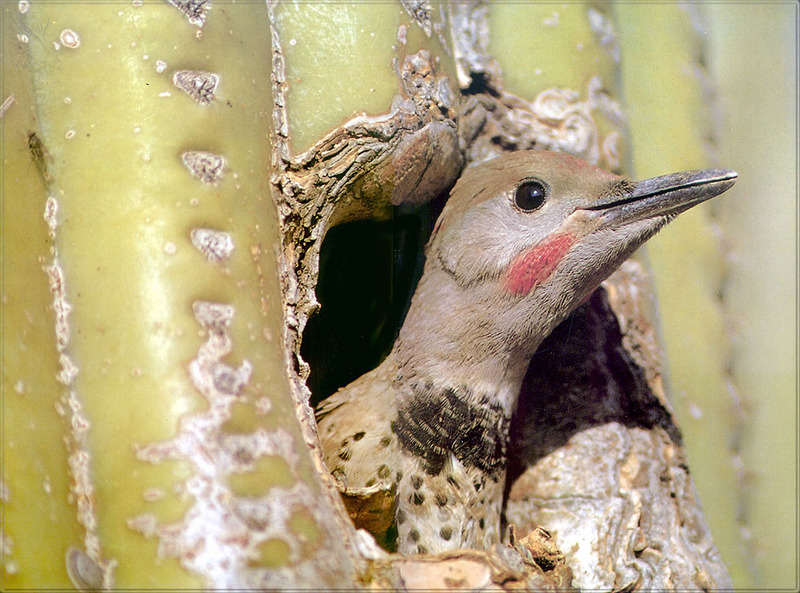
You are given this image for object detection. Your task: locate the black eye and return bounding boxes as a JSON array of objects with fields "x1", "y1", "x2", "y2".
[{"x1": 514, "y1": 179, "x2": 547, "y2": 212}]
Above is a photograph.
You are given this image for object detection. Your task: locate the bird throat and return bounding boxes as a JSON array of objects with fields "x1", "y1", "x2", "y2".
[{"x1": 503, "y1": 232, "x2": 577, "y2": 296}]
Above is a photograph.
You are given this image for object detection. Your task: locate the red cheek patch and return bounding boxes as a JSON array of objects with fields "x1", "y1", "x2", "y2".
[{"x1": 503, "y1": 233, "x2": 576, "y2": 296}]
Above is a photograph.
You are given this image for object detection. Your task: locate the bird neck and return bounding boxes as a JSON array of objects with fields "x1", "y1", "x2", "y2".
[
  {"x1": 392, "y1": 264, "x2": 546, "y2": 418},
  {"x1": 387, "y1": 252, "x2": 566, "y2": 483}
]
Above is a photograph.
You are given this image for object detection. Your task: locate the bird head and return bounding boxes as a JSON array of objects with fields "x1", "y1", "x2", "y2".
[{"x1": 421, "y1": 150, "x2": 737, "y2": 355}]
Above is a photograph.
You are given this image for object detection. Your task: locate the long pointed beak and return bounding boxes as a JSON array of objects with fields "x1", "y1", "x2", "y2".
[{"x1": 586, "y1": 169, "x2": 738, "y2": 227}]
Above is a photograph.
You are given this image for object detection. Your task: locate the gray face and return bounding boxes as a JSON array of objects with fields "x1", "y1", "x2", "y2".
[
  {"x1": 432, "y1": 151, "x2": 624, "y2": 290},
  {"x1": 433, "y1": 152, "x2": 735, "y2": 301},
  {"x1": 416, "y1": 151, "x2": 736, "y2": 365}
]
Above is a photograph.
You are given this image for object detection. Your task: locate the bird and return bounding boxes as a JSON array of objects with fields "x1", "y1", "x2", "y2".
[{"x1": 315, "y1": 150, "x2": 736, "y2": 555}]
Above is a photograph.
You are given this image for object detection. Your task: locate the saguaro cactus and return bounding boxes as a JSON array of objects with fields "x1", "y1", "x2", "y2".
[{"x1": 3, "y1": 1, "x2": 770, "y2": 589}]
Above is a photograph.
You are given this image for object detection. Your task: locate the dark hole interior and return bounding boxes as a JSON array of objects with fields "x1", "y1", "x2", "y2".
[{"x1": 302, "y1": 208, "x2": 437, "y2": 407}]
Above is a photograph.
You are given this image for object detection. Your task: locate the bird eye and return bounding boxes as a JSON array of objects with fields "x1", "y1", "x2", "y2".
[{"x1": 514, "y1": 179, "x2": 547, "y2": 212}]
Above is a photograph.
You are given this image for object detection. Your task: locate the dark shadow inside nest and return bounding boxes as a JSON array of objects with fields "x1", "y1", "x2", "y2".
[{"x1": 506, "y1": 287, "x2": 683, "y2": 489}]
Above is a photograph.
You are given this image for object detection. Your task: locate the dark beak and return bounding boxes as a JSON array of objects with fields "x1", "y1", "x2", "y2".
[{"x1": 587, "y1": 169, "x2": 738, "y2": 226}]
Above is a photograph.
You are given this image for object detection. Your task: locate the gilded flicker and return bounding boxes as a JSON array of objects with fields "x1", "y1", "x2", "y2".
[{"x1": 315, "y1": 150, "x2": 736, "y2": 555}]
